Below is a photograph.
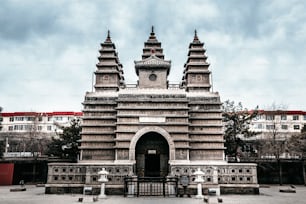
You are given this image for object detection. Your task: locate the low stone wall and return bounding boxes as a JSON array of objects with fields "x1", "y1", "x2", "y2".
[
  {"x1": 45, "y1": 184, "x2": 124, "y2": 195},
  {"x1": 46, "y1": 163, "x2": 133, "y2": 185},
  {"x1": 45, "y1": 162, "x2": 259, "y2": 195},
  {"x1": 45, "y1": 163, "x2": 133, "y2": 194},
  {"x1": 220, "y1": 184, "x2": 260, "y2": 194},
  {"x1": 170, "y1": 163, "x2": 258, "y2": 185}
]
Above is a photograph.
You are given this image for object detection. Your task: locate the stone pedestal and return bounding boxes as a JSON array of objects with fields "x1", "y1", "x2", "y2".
[
  {"x1": 98, "y1": 168, "x2": 109, "y2": 199},
  {"x1": 194, "y1": 168, "x2": 204, "y2": 199}
]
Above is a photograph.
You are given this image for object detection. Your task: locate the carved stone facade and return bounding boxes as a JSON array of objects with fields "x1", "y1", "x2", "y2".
[{"x1": 46, "y1": 28, "x2": 258, "y2": 194}]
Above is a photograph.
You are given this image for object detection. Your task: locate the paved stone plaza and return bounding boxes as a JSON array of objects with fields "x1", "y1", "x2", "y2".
[{"x1": 1, "y1": 185, "x2": 306, "y2": 204}]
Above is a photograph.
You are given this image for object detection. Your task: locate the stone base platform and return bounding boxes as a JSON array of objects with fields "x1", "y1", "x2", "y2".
[{"x1": 45, "y1": 162, "x2": 259, "y2": 195}]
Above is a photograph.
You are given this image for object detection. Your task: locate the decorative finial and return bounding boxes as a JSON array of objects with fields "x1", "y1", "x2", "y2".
[
  {"x1": 151, "y1": 26, "x2": 155, "y2": 35},
  {"x1": 105, "y1": 30, "x2": 111, "y2": 42},
  {"x1": 194, "y1": 29, "x2": 199, "y2": 41}
]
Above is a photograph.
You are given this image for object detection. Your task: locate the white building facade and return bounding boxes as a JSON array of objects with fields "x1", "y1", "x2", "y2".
[
  {"x1": 0, "y1": 112, "x2": 82, "y2": 134},
  {"x1": 0, "y1": 111, "x2": 82, "y2": 155},
  {"x1": 250, "y1": 110, "x2": 306, "y2": 140}
]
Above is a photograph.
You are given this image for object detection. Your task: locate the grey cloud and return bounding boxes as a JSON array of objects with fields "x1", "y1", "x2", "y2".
[
  {"x1": 1, "y1": 0, "x2": 306, "y2": 112},
  {"x1": 0, "y1": 1, "x2": 63, "y2": 42}
]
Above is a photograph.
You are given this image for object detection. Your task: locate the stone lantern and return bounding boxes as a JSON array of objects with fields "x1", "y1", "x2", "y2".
[
  {"x1": 194, "y1": 168, "x2": 205, "y2": 199},
  {"x1": 98, "y1": 168, "x2": 109, "y2": 199}
]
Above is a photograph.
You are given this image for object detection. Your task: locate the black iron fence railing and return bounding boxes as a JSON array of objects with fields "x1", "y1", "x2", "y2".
[{"x1": 124, "y1": 176, "x2": 178, "y2": 197}]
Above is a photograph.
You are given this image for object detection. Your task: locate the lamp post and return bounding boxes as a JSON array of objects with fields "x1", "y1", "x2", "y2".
[
  {"x1": 98, "y1": 168, "x2": 109, "y2": 199},
  {"x1": 194, "y1": 168, "x2": 205, "y2": 199}
]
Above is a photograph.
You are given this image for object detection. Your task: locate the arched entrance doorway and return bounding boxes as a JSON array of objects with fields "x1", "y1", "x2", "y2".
[{"x1": 135, "y1": 132, "x2": 169, "y2": 177}]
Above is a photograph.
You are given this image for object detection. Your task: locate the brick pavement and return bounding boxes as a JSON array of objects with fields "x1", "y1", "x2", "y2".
[{"x1": 1, "y1": 185, "x2": 306, "y2": 204}]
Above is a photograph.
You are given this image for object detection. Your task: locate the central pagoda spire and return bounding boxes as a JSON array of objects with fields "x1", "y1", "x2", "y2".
[
  {"x1": 141, "y1": 26, "x2": 164, "y2": 60},
  {"x1": 135, "y1": 27, "x2": 171, "y2": 89},
  {"x1": 151, "y1": 25, "x2": 154, "y2": 35}
]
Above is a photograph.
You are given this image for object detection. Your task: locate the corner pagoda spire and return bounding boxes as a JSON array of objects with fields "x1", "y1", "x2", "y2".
[
  {"x1": 181, "y1": 31, "x2": 211, "y2": 92},
  {"x1": 94, "y1": 30, "x2": 125, "y2": 91}
]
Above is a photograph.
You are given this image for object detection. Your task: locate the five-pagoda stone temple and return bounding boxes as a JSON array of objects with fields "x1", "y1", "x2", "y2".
[{"x1": 46, "y1": 28, "x2": 259, "y2": 195}]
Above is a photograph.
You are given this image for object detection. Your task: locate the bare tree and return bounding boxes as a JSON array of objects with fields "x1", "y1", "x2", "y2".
[
  {"x1": 21, "y1": 114, "x2": 51, "y2": 157},
  {"x1": 0, "y1": 106, "x2": 4, "y2": 158},
  {"x1": 287, "y1": 126, "x2": 306, "y2": 185},
  {"x1": 257, "y1": 103, "x2": 290, "y2": 185},
  {"x1": 0, "y1": 106, "x2": 2, "y2": 131}
]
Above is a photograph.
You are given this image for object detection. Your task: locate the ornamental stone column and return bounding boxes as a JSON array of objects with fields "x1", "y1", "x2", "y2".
[
  {"x1": 194, "y1": 168, "x2": 205, "y2": 199},
  {"x1": 98, "y1": 168, "x2": 109, "y2": 199}
]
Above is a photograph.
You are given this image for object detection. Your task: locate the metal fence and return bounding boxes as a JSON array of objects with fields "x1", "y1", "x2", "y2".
[{"x1": 124, "y1": 177, "x2": 178, "y2": 197}]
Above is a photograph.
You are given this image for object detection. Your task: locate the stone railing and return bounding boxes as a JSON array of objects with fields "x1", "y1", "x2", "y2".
[
  {"x1": 47, "y1": 163, "x2": 133, "y2": 186},
  {"x1": 46, "y1": 162, "x2": 258, "y2": 194},
  {"x1": 170, "y1": 163, "x2": 257, "y2": 185},
  {"x1": 124, "y1": 83, "x2": 182, "y2": 90}
]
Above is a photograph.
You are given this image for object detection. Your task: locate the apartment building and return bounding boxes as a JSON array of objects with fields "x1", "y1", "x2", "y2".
[
  {"x1": 0, "y1": 112, "x2": 82, "y2": 134},
  {"x1": 0, "y1": 111, "x2": 82, "y2": 155},
  {"x1": 249, "y1": 110, "x2": 306, "y2": 139}
]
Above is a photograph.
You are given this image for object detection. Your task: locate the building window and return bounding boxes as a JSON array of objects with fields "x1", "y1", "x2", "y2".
[
  {"x1": 257, "y1": 124, "x2": 263, "y2": 129},
  {"x1": 24, "y1": 125, "x2": 33, "y2": 131},
  {"x1": 14, "y1": 125, "x2": 24, "y2": 130},
  {"x1": 293, "y1": 125, "x2": 300, "y2": 130},
  {"x1": 54, "y1": 116, "x2": 63, "y2": 121},
  {"x1": 303, "y1": 115, "x2": 306, "y2": 120},
  {"x1": 9, "y1": 117, "x2": 14, "y2": 122},
  {"x1": 281, "y1": 115, "x2": 287, "y2": 120},
  {"x1": 38, "y1": 117, "x2": 43, "y2": 121},
  {"x1": 266, "y1": 125, "x2": 275, "y2": 130},
  {"x1": 47, "y1": 126, "x2": 52, "y2": 131},
  {"x1": 26, "y1": 117, "x2": 35, "y2": 121},
  {"x1": 38, "y1": 126, "x2": 42, "y2": 131},
  {"x1": 266, "y1": 115, "x2": 275, "y2": 120},
  {"x1": 48, "y1": 117, "x2": 52, "y2": 121},
  {"x1": 15, "y1": 117, "x2": 24, "y2": 121},
  {"x1": 293, "y1": 115, "x2": 299, "y2": 120},
  {"x1": 8, "y1": 126, "x2": 13, "y2": 131},
  {"x1": 281, "y1": 125, "x2": 288, "y2": 130},
  {"x1": 149, "y1": 74, "x2": 157, "y2": 81},
  {"x1": 259, "y1": 115, "x2": 265, "y2": 120}
]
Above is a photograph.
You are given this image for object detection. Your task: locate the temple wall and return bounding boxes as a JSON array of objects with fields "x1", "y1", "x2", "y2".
[{"x1": 45, "y1": 162, "x2": 258, "y2": 194}]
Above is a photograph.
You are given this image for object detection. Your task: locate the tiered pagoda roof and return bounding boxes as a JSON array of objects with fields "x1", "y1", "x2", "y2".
[
  {"x1": 141, "y1": 26, "x2": 165, "y2": 60},
  {"x1": 94, "y1": 31, "x2": 125, "y2": 91},
  {"x1": 181, "y1": 30, "x2": 211, "y2": 91}
]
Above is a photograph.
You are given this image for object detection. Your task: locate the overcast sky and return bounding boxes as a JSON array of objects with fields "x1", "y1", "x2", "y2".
[{"x1": 0, "y1": 0, "x2": 305, "y2": 112}]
